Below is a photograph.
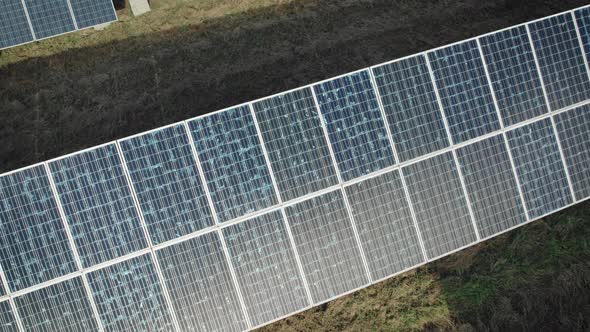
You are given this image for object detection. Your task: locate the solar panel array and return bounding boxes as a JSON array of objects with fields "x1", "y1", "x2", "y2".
[
  {"x1": 0, "y1": 0, "x2": 117, "y2": 50},
  {"x1": 1, "y1": 6, "x2": 590, "y2": 332}
]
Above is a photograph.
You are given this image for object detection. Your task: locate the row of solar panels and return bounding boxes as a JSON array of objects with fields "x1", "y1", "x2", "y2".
[
  {"x1": 0, "y1": 5, "x2": 590, "y2": 332},
  {"x1": 0, "y1": 0, "x2": 117, "y2": 50}
]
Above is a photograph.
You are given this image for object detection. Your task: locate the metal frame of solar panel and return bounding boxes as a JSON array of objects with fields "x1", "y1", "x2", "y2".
[
  {"x1": 0, "y1": 0, "x2": 117, "y2": 50},
  {"x1": 1, "y1": 5, "x2": 590, "y2": 332}
]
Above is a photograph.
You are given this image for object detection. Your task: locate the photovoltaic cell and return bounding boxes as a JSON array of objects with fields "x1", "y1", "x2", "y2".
[
  {"x1": 314, "y1": 70, "x2": 395, "y2": 181},
  {"x1": 0, "y1": 301, "x2": 17, "y2": 332},
  {"x1": 555, "y1": 105, "x2": 590, "y2": 200},
  {"x1": 479, "y1": 26, "x2": 549, "y2": 126},
  {"x1": 157, "y1": 232, "x2": 247, "y2": 332},
  {"x1": 344, "y1": 170, "x2": 424, "y2": 280},
  {"x1": 69, "y1": 0, "x2": 116, "y2": 29},
  {"x1": 189, "y1": 106, "x2": 278, "y2": 222},
  {"x1": 575, "y1": 7, "x2": 590, "y2": 68},
  {"x1": 49, "y1": 144, "x2": 147, "y2": 268},
  {"x1": 0, "y1": 165, "x2": 77, "y2": 291},
  {"x1": 119, "y1": 124, "x2": 214, "y2": 244},
  {"x1": 457, "y1": 135, "x2": 527, "y2": 239},
  {"x1": 372, "y1": 55, "x2": 450, "y2": 162},
  {"x1": 403, "y1": 152, "x2": 477, "y2": 258},
  {"x1": 507, "y1": 118, "x2": 573, "y2": 219},
  {"x1": 529, "y1": 13, "x2": 590, "y2": 110},
  {"x1": 0, "y1": 0, "x2": 33, "y2": 49},
  {"x1": 285, "y1": 190, "x2": 368, "y2": 303},
  {"x1": 16, "y1": 277, "x2": 98, "y2": 332},
  {"x1": 223, "y1": 210, "x2": 309, "y2": 327},
  {"x1": 23, "y1": 0, "x2": 75, "y2": 39},
  {"x1": 252, "y1": 88, "x2": 338, "y2": 201},
  {"x1": 428, "y1": 40, "x2": 501, "y2": 143},
  {"x1": 88, "y1": 254, "x2": 175, "y2": 332}
]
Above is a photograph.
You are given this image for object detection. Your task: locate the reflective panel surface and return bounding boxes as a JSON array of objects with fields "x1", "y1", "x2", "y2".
[
  {"x1": 345, "y1": 170, "x2": 424, "y2": 280},
  {"x1": 189, "y1": 106, "x2": 278, "y2": 222},
  {"x1": 314, "y1": 70, "x2": 395, "y2": 181},
  {"x1": 252, "y1": 88, "x2": 338, "y2": 201},
  {"x1": 372, "y1": 55, "x2": 450, "y2": 162},
  {"x1": 0, "y1": 165, "x2": 77, "y2": 291},
  {"x1": 120, "y1": 124, "x2": 214, "y2": 244}
]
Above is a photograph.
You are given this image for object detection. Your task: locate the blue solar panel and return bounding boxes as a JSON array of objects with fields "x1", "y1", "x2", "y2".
[
  {"x1": 507, "y1": 118, "x2": 573, "y2": 219},
  {"x1": 555, "y1": 105, "x2": 590, "y2": 200},
  {"x1": 428, "y1": 40, "x2": 501, "y2": 143},
  {"x1": 457, "y1": 135, "x2": 527, "y2": 238},
  {"x1": 285, "y1": 190, "x2": 368, "y2": 303},
  {"x1": 314, "y1": 70, "x2": 396, "y2": 181},
  {"x1": 0, "y1": 0, "x2": 33, "y2": 49},
  {"x1": 188, "y1": 106, "x2": 278, "y2": 222},
  {"x1": 575, "y1": 8, "x2": 590, "y2": 67},
  {"x1": 0, "y1": 301, "x2": 17, "y2": 332},
  {"x1": 0, "y1": 283, "x2": 4, "y2": 297},
  {"x1": 372, "y1": 55, "x2": 450, "y2": 162},
  {"x1": 403, "y1": 152, "x2": 477, "y2": 258},
  {"x1": 69, "y1": 0, "x2": 116, "y2": 29},
  {"x1": 16, "y1": 277, "x2": 98, "y2": 331},
  {"x1": 119, "y1": 124, "x2": 214, "y2": 244},
  {"x1": 252, "y1": 88, "x2": 338, "y2": 201},
  {"x1": 49, "y1": 144, "x2": 147, "y2": 268},
  {"x1": 479, "y1": 26, "x2": 549, "y2": 126},
  {"x1": 23, "y1": 0, "x2": 75, "y2": 39},
  {"x1": 529, "y1": 13, "x2": 590, "y2": 110},
  {"x1": 157, "y1": 232, "x2": 248, "y2": 332},
  {"x1": 88, "y1": 254, "x2": 175, "y2": 332},
  {"x1": 0, "y1": 165, "x2": 77, "y2": 291},
  {"x1": 345, "y1": 170, "x2": 425, "y2": 280},
  {"x1": 223, "y1": 210, "x2": 309, "y2": 327}
]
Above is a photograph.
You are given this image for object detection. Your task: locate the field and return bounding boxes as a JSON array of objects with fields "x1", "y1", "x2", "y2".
[{"x1": 1, "y1": 0, "x2": 589, "y2": 330}]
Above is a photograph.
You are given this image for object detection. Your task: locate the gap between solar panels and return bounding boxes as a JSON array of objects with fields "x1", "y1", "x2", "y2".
[{"x1": 1, "y1": 4, "x2": 590, "y2": 332}]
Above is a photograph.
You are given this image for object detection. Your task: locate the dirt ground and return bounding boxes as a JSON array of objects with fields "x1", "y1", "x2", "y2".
[{"x1": 1, "y1": 0, "x2": 589, "y2": 331}]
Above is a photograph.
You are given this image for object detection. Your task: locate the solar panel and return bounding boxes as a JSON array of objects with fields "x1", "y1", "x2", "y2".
[
  {"x1": 87, "y1": 254, "x2": 175, "y2": 332},
  {"x1": 428, "y1": 40, "x2": 501, "y2": 143},
  {"x1": 157, "y1": 232, "x2": 248, "y2": 332},
  {"x1": 313, "y1": 70, "x2": 396, "y2": 181},
  {"x1": 372, "y1": 55, "x2": 450, "y2": 162},
  {"x1": 0, "y1": 301, "x2": 17, "y2": 332},
  {"x1": 528, "y1": 13, "x2": 590, "y2": 110},
  {"x1": 0, "y1": 165, "x2": 77, "y2": 291},
  {"x1": 188, "y1": 106, "x2": 278, "y2": 222},
  {"x1": 0, "y1": 0, "x2": 116, "y2": 50},
  {"x1": 0, "y1": 0, "x2": 34, "y2": 49},
  {"x1": 222, "y1": 210, "x2": 310, "y2": 327},
  {"x1": 554, "y1": 106, "x2": 590, "y2": 200},
  {"x1": 479, "y1": 26, "x2": 549, "y2": 126},
  {"x1": 23, "y1": 0, "x2": 75, "y2": 39},
  {"x1": 403, "y1": 152, "x2": 478, "y2": 258},
  {"x1": 15, "y1": 277, "x2": 98, "y2": 331},
  {"x1": 456, "y1": 134, "x2": 527, "y2": 238},
  {"x1": 285, "y1": 190, "x2": 369, "y2": 303},
  {"x1": 507, "y1": 118, "x2": 573, "y2": 219},
  {"x1": 69, "y1": 0, "x2": 116, "y2": 29},
  {"x1": 344, "y1": 170, "x2": 425, "y2": 280},
  {"x1": 119, "y1": 124, "x2": 214, "y2": 244},
  {"x1": 1, "y1": 6, "x2": 590, "y2": 332},
  {"x1": 252, "y1": 88, "x2": 338, "y2": 201},
  {"x1": 48, "y1": 144, "x2": 147, "y2": 268}
]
